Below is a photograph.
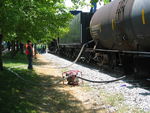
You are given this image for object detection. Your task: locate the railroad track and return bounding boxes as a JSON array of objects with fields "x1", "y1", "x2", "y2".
[{"x1": 48, "y1": 50, "x2": 150, "y2": 89}]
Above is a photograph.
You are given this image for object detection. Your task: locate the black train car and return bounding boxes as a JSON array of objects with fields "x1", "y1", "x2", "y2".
[
  {"x1": 48, "y1": 12, "x2": 93, "y2": 54},
  {"x1": 57, "y1": 12, "x2": 94, "y2": 58},
  {"x1": 50, "y1": 0, "x2": 150, "y2": 77},
  {"x1": 59, "y1": 12, "x2": 93, "y2": 47}
]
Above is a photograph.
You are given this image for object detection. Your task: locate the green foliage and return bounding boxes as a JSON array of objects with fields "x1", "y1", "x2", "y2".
[
  {"x1": 71, "y1": 0, "x2": 89, "y2": 9},
  {"x1": 90, "y1": 0, "x2": 99, "y2": 4},
  {"x1": 0, "y1": 0, "x2": 73, "y2": 43},
  {"x1": 103, "y1": 0, "x2": 111, "y2": 4}
]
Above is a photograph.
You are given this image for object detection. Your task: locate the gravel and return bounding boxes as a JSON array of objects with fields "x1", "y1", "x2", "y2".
[{"x1": 43, "y1": 53, "x2": 150, "y2": 112}]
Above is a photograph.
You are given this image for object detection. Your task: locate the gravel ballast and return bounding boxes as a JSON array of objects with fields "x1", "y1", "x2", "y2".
[{"x1": 43, "y1": 53, "x2": 150, "y2": 112}]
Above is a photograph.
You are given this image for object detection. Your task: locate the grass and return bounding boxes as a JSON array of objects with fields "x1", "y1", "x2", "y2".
[
  {"x1": 3, "y1": 52, "x2": 28, "y2": 67},
  {"x1": 0, "y1": 69, "x2": 37, "y2": 113},
  {"x1": 0, "y1": 52, "x2": 87, "y2": 113}
]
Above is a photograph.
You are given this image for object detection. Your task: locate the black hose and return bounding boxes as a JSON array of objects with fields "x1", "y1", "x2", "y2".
[
  {"x1": 51, "y1": 40, "x2": 94, "y2": 69},
  {"x1": 6, "y1": 66, "x2": 126, "y2": 86},
  {"x1": 77, "y1": 76, "x2": 126, "y2": 83}
]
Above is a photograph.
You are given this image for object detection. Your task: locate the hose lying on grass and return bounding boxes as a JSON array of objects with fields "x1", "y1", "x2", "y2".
[{"x1": 6, "y1": 66, "x2": 52, "y2": 86}]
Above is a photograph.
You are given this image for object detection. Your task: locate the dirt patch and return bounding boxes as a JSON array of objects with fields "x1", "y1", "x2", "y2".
[{"x1": 33, "y1": 54, "x2": 109, "y2": 113}]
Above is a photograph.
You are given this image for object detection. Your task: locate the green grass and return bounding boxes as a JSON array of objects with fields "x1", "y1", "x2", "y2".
[
  {"x1": 0, "y1": 52, "x2": 86, "y2": 113},
  {"x1": 3, "y1": 52, "x2": 28, "y2": 67},
  {"x1": 0, "y1": 69, "x2": 38, "y2": 113}
]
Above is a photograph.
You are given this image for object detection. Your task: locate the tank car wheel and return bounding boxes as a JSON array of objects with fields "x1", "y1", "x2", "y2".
[
  {"x1": 122, "y1": 55, "x2": 134, "y2": 75},
  {"x1": 108, "y1": 53, "x2": 117, "y2": 69},
  {"x1": 133, "y1": 56, "x2": 150, "y2": 78}
]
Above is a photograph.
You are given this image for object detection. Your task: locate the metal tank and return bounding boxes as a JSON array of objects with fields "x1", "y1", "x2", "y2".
[{"x1": 90, "y1": 0, "x2": 150, "y2": 51}]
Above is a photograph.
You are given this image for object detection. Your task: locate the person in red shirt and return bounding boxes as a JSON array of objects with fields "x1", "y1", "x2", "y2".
[{"x1": 26, "y1": 40, "x2": 33, "y2": 70}]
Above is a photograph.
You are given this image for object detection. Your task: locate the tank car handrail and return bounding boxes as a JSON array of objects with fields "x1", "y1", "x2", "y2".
[
  {"x1": 94, "y1": 49, "x2": 150, "y2": 55},
  {"x1": 95, "y1": 49, "x2": 120, "y2": 53},
  {"x1": 122, "y1": 51, "x2": 150, "y2": 55}
]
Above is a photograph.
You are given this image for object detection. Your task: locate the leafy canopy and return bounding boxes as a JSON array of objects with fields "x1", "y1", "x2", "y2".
[
  {"x1": 0, "y1": 0, "x2": 73, "y2": 43},
  {"x1": 1, "y1": 0, "x2": 107, "y2": 43}
]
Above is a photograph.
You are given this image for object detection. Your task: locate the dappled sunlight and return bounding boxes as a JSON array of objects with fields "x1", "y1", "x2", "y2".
[
  {"x1": 0, "y1": 67, "x2": 87, "y2": 113},
  {"x1": 0, "y1": 53, "x2": 91, "y2": 113}
]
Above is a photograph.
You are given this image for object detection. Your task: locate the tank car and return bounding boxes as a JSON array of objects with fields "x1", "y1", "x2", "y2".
[
  {"x1": 90, "y1": 0, "x2": 150, "y2": 77},
  {"x1": 90, "y1": 0, "x2": 150, "y2": 51}
]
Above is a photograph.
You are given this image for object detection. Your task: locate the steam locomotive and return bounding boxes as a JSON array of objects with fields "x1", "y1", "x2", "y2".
[{"x1": 49, "y1": 0, "x2": 150, "y2": 77}]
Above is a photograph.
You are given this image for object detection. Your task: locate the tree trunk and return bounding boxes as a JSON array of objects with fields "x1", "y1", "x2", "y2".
[
  {"x1": 34, "y1": 44, "x2": 37, "y2": 59},
  {"x1": 11, "y1": 41, "x2": 18, "y2": 58},
  {"x1": 19, "y1": 42, "x2": 24, "y2": 54},
  {"x1": 7, "y1": 41, "x2": 11, "y2": 51},
  {"x1": 16, "y1": 40, "x2": 19, "y2": 51},
  {"x1": 11, "y1": 41, "x2": 15, "y2": 52},
  {"x1": 0, "y1": 34, "x2": 3, "y2": 71}
]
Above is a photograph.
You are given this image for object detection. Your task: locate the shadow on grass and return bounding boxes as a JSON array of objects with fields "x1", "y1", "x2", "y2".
[
  {"x1": 0, "y1": 68, "x2": 87, "y2": 113},
  {"x1": 0, "y1": 53, "x2": 88, "y2": 113},
  {"x1": 34, "y1": 58, "x2": 52, "y2": 67}
]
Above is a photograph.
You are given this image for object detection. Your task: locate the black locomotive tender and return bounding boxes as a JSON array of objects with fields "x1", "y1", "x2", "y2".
[{"x1": 49, "y1": 0, "x2": 150, "y2": 77}]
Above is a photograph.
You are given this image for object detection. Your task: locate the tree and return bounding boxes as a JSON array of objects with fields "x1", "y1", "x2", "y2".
[
  {"x1": 103, "y1": 0, "x2": 111, "y2": 5},
  {"x1": 0, "y1": 34, "x2": 3, "y2": 70},
  {"x1": 0, "y1": 0, "x2": 73, "y2": 70}
]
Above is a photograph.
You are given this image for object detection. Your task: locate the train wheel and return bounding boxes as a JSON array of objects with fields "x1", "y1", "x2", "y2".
[
  {"x1": 108, "y1": 53, "x2": 117, "y2": 69},
  {"x1": 122, "y1": 55, "x2": 134, "y2": 75},
  {"x1": 134, "y1": 56, "x2": 150, "y2": 78}
]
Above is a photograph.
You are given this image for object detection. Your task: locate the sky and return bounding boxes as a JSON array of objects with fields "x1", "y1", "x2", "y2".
[{"x1": 65, "y1": 0, "x2": 104, "y2": 12}]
